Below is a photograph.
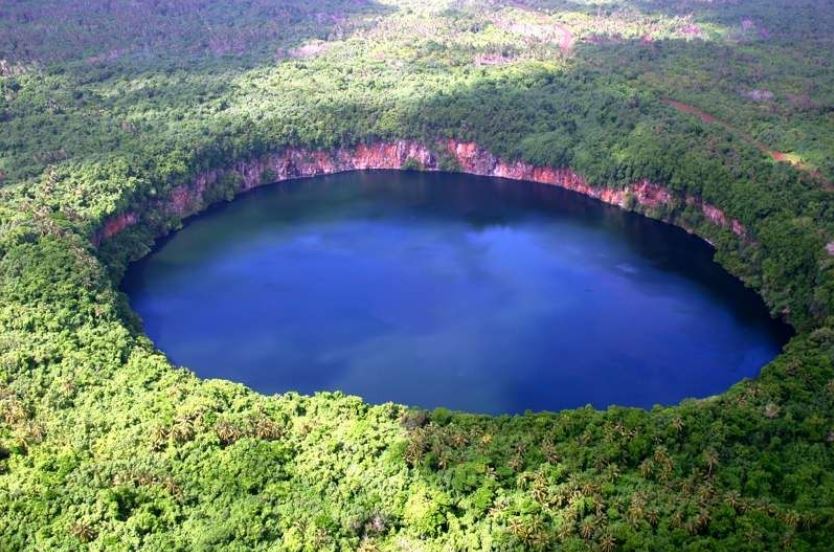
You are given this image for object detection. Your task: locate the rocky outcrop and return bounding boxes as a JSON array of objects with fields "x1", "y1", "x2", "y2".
[
  {"x1": 445, "y1": 140, "x2": 677, "y2": 212},
  {"x1": 698, "y1": 201, "x2": 746, "y2": 237},
  {"x1": 92, "y1": 140, "x2": 747, "y2": 245},
  {"x1": 97, "y1": 212, "x2": 138, "y2": 242}
]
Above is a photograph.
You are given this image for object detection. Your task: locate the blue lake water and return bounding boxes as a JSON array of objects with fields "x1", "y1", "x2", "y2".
[{"x1": 123, "y1": 171, "x2": 790, "y2": 414}]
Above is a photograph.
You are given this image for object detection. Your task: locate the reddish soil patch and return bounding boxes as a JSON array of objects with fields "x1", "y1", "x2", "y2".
[
  {"x1": 663, "y1": 99, "x2": 832, "y2": 188},
  {"x1": 553, "y1": 23, "x2": 574, "y2": 53},
  {"x1": 664, "y1": 99, "x2": 718, "y2": 124},
  {"x1": 505, "y1": 1, "x2": 574, "y2": 53}
]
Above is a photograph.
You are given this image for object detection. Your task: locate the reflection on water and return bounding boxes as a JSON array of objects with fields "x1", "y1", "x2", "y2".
[{"x1": 123, "y1": 171, "x2": 791, "y2": 414}]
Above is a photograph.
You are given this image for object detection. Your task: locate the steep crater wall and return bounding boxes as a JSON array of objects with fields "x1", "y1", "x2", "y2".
[{"x1": 93, "y1": 139, "x2": 747, "y2": 247}]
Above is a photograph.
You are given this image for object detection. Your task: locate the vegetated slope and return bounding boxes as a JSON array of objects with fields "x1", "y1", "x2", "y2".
[
  {"x1": 1, "y1": 0, "x2": 833, "y2": 549},
  {"x1": 663, "y1": 99, "x2": 833, "y2": 188}
]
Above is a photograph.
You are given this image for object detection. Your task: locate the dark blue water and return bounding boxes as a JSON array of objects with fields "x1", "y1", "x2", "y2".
[{"x1": 123, "y1": 171, "x2": 790, "y2": 414}]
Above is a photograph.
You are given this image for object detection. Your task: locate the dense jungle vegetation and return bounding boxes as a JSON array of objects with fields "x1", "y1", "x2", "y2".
[{"x1": 1, "y1": 0, "x2": 834, "y2": 549}]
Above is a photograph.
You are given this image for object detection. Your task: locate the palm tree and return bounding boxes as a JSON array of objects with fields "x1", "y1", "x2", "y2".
[
  {"x1": 671, "y1": 416, "x2": 685, "y2": 433},
  {"x1": 540, "y1": 438, "x2": 559, "y2": 463},
  {"x1": 150, "y1": 425, "x2": 168, "y2": 451},
  {"x1": 170, "y1": 417, "x2": 194, "y2": 443},
  {"x1": 251, "y1": 416, "x2": 283, "y2": 440},
  {"x1": 724, "y1": 490, "x2": 742, "y2": 512},
  {"x1": 600, "y1": 532, "x2": 616, "y2": 552},
  {"x1": 531, "y1": 474, "x2": 549, "y2": 504},
  {"x1": 704, "y1": 448, "x2": 720, "y2": 476},
  {"x1": 579, "y1": 518, "x2": 595, "y2": 540},
  {"x1": 646, "y1": 508, "x2": 659, "y2": 527},
  {"x1": 215, "y1": 420, "x2": 242, "y2": 445},
  {"x1": 70, "y1": 521, "x2": 96, "y2": 543},
  {"x1": 627, "y1": 496, "x2": 645, "y2": 526},
  {"x1": 449, "y1": 430, "x2": 467, "y2": 448},
  {"x1": 783, "y1": 510, "x2": 801, "y2": 529}
]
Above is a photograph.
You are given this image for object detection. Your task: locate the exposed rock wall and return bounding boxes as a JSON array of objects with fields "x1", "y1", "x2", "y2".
[
  {"x1": 93, "y1": 140, "x2": 747, "y2": 245},
  {"x1": 96, "y1": 212, "x2": 138, "y2": 242}
]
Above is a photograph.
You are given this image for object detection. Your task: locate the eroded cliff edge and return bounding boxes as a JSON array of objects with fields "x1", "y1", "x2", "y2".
[{"x1": 93, "y1": 139, "x2": 747, "y2": 246}]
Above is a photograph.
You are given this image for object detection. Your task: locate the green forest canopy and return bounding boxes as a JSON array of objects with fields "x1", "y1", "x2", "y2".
[{"x1": 1, "y1": 0, "x2": 834, "y2": 549}]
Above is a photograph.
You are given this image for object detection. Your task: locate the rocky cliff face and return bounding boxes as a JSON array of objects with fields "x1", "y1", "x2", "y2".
[
  {"x1": 97, "y1": 212, "x2": 138, "y2": 242},
  {"x1": 92, "y1": 140, "x2": 746, "y2": 244}
]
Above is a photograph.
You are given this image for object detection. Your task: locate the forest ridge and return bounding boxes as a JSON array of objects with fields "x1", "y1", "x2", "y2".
[{"x1": 1, "y1": 1, "x2": 834, "y2": 550}]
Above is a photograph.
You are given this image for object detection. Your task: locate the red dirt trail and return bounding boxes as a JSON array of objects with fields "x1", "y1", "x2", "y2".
[
  {"x1": 507, "y1": 0, "x2": 574, "y2": 53},
  {"x1": 663, "y1": 99, "x2": 831, "y2": 187},
  {"x1": 553, "y1": 22, "x2": 574, "y2": 53}
]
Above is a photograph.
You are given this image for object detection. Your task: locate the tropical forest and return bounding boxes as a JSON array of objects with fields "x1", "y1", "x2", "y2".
[{"x1": 1, "y1": 0, "x2": 834, "y2": 550}]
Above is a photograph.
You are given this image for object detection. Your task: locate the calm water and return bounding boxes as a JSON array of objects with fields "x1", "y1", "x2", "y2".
[{"x1": 123, "y1": 171, "x2": 790, "y2": 414}]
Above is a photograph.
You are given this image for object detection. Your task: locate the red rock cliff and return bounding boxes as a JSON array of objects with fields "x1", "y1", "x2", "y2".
[{"x1": 92, "y1": 140, "x2": 746, "y2": 244}]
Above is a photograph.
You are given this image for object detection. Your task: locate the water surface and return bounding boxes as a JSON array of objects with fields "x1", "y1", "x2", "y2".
[{"x1": 123, "y1": 171, "x2": 790, "y2": 413}]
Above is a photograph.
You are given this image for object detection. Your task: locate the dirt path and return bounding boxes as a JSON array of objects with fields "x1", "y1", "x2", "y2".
[
  {"x1": 553, "y1": 22, "x2": 574, "y2": 53},
  {"x1": 663, "y1": 99, "x2": 831, "y2": 187},
  {"x1": 664, "y1": 100, "x2": 718, "y2": 124},
  {"x1": 506, "y1": 0, "x2": 575, "y2": 53}
]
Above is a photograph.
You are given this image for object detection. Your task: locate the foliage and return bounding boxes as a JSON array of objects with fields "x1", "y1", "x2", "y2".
[{"x1": 1, "y1": 0, "x2": 834, "y2": 549}]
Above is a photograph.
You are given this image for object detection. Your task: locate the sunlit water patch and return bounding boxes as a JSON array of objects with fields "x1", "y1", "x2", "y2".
[{"x1": 123, "y1": 171, "x2": 790, "y2": 414}]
